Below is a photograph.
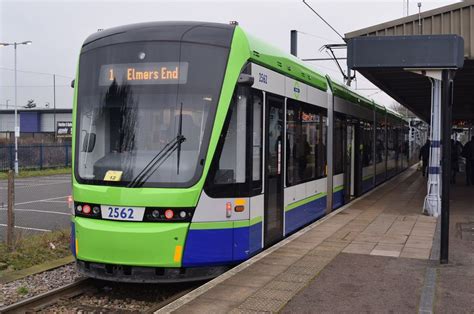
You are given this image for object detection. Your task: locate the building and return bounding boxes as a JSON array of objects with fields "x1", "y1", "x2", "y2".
[{"x1": 0, "y1": 108, "x2": 72, "y2": 133}]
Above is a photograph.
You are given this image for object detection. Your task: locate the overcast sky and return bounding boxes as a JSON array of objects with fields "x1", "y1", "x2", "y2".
[{"x1": 0, "y1": 0, "x2": 460, "y2": 109}]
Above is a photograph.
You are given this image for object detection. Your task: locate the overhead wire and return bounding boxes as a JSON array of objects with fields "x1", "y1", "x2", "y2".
[{"x1": 0, "y1": 67, "x2": 73, "y2": 79}]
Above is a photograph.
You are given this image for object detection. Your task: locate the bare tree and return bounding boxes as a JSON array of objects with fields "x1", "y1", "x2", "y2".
[
  {"x1": 24, "y1": 99, "x2": 37, "y2": 109},
  {"x1": 388, "y1": 101, "x2": 415, "y2": 118}
]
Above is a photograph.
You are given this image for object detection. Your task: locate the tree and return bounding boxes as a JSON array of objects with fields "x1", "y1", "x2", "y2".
[
  {"x1": 24, "y1": 99, "x2": 36, "y2": 109},
  {"x1": 388, "y1": 101, "x2": 415, "y2": 118}
]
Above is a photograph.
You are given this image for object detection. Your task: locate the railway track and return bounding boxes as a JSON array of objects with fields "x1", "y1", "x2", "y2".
[
  {"x1": 0, "y1": 278, "x2": 93, "y2": 313},
  {"x1": 0, "y1": 277, "x2": 197, "y2": 313}
]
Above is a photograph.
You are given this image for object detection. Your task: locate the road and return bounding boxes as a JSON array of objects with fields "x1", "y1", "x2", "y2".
[{"x1": 0, "y1": 174, "x2": 72, "y2": 241}]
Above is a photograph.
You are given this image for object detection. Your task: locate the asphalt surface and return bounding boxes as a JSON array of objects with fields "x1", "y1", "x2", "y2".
[
  {"x1": 282, "y1": 253, "x2": 428, "y2": 313},
  {"x1": 0, "y1": 174, "x2": 71, "y2": 240}
]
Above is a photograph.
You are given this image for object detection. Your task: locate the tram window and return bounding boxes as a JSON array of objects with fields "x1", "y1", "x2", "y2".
[
  {"x1": 286, "y1": 99, "x2": 320, "y2": 186},
  {"x1": 252, "y1": 91, "x2": 263, "y2": 189},
  {"x1": 361, "y1": 121, "x2": 374, "y2": 179},
  {"x1": 321, "y1": 115, "x2": 328, "y2": 177},
  {"x1": 206, "y1": 86, "x2": 263, "y2": 197},
  {"x1": 213, "y1": 88, "x2": 247, "y2": 186},
  {"x1": 334, "y1": 117, "x2": 344, "y2": 174},
  {"x1": 375, "y1": 117, "x2": 386, "y2": 165}
]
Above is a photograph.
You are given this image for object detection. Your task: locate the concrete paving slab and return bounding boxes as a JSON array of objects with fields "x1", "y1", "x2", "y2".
[
  {"x1": 405, "y1": 236, "x2": 434, "y2": 249},
  {"x1": 400, "y1": 247, "x2": 431, "y2": 259},
  {"x1": 379, "y1": 234, "x2": 408, "y2": 244},
  {"x1": 342, "y1": 242, "x2": 377, "y2": 254},
  {"x1": 370, "y1": 243, "x2": 403, "y2": 257},
  {"x1": 237, "y1": 296, "x2": 284, "y2": 312},
  {"x1": 244, "y1": 263, "x2": 287, "y2": 277},
  {"x1": 173, "y1": 298, "x2": 235, "y2": 314},
  {"x1": 199, "y1": 284, "x2": 257, "y2": 305},
  {"x1": 223, "y1": 274, "x2": 274, "y2": 288},
  {"x1": 264, "y1": 280, "x2": 307, "y2": 293},
  {"x1": 252, "y1": 288, "x2": 293, "y2": 301},
  {"x1": 353, "y1": 233, "x2": 382, "y2": 243}
]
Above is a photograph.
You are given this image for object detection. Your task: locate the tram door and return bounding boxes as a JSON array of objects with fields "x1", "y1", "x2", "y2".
[
  {"x1": 264, "y1": 95, "x2": 284, "y2": 247},
  {"x1": 344, "y1": 123, "x2": 355, "y2": 203}
]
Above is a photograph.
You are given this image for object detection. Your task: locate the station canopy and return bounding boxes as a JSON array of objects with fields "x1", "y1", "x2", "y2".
[{"x1": 345, "y1": 0, "x2": 474, "y2": 123}]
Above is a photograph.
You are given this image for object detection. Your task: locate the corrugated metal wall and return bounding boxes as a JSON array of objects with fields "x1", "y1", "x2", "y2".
[
  {"x1": 40, "y1": 113, "x2": 72, "y2": 132},
  {"x1": 0, "y1": 114, "x2": 17, "y2": 132},
  {"x1": 0, "y1": 112, "x2": 72, "y2": 132},
  {"x1": 347, "y1": 2, "x2": 474, "y2": 59}
]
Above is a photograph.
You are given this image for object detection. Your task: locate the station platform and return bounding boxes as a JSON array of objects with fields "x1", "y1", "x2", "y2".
[{"x1": 158, "y1": 166, "x2": 474, "y2": 313}]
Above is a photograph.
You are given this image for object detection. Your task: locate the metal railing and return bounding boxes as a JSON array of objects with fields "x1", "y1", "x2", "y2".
[{"x1": 0, "y1": 144, "x2": 71, "y2": 171}]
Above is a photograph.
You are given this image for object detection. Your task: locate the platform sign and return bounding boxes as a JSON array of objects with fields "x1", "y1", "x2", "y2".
[{"x1": 57, "y1": 121, "x2": 72, "y2": 137}]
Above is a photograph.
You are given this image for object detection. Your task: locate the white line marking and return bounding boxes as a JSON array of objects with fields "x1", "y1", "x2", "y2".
[
  {"x1": 39, "y1": 200, "x2": 68, "y2": 203},
  {"x1": 0, "y1": 208, "x2": 70, "y2": 216},
  {"x1": 0, "y1": 224, "x2": 51, "y2": 232},
  {"x1": 15, "y1": 196, "x2": 69, "y2": 206},
  {"x1": 12, "y1": 182, "x2": 70, "y2": 189}
]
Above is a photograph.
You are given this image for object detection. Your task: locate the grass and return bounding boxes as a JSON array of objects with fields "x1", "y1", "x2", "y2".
[
  {"x1": 0, "y1": 229, "x2": 72, "y2": 272},
  {"x1": 0, "y1": 167, "x2": 71, "y2": 180}
]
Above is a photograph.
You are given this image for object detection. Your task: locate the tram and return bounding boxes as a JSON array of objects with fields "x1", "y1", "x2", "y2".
[{"x1": 71, "y1": 22, "x2": 414, "y2": 282}]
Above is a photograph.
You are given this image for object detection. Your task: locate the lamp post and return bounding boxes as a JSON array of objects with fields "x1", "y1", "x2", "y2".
[
  {"x1": 0, "y1": 41, "x2": 32, "y2": 174},
  {"x1": 6, "y1": 99, "x2": 10, "y2": 109}
]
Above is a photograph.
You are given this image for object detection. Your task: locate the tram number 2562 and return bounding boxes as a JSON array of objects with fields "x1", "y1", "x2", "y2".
[
  {"x1": 258, "y1": 73, "x2": 268, "y2": 84},
  {"x1": 108, "y1": 207, "x2": 134, "y2": 219}
]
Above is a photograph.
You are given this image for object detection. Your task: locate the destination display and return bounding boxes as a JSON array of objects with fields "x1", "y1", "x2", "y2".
[{"x1": 99, "y1": 62, "x2": 188, "y2": 86}]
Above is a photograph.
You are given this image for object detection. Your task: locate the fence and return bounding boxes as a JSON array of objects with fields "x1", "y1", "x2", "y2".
[{"x1": 0, "y1": 144, "x2": 72, "y2": 171}]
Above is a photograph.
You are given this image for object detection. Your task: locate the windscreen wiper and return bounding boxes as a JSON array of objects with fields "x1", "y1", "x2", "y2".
[
  {"x1": 128, "y1": 134, "x2": 186, "y2": 188},
  {"x1": 177, "y1": 102, "x2": 183, "y2": 175}
]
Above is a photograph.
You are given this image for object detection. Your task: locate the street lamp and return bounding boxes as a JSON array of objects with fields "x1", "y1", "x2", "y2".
[{"x1": 0, "y1": 41, "x2": 32, "y2": 174}]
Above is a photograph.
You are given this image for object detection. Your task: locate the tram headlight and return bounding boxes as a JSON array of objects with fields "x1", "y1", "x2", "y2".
[
  {"x1": 76, "y1": 205, "x2": 82, "y2": 213},
  {"x1": 151, "y1": 209, "x2": 160, "y2": 219},
  {"x1": 179, "y1": 211, "x2": 186, "y2": 218},
  {"x1": 92, "y1": 206, "x2": 100, "y2": 215}
]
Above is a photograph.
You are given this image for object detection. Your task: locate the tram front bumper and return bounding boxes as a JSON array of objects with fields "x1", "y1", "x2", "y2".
[{"x1": 73, "y1": 217, "x2": 188, "y2": 267}]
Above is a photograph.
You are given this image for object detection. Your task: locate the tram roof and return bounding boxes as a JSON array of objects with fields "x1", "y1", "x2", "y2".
[
  {"x1": 80, "y1": 21, "x2": 403, "y2": 122},
  {"x1": 242, "y1": 28, "x2": 406, "y2": 121}
]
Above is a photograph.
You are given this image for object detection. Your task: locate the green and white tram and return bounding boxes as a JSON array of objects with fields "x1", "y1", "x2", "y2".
[{"x1": 71, "y1": 22, "x2": 412, "y2": 282}]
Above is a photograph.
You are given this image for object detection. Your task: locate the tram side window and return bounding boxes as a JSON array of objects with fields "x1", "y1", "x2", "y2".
[
  {"x1": 286, "y1": 99, "x2": 321, "y2": 186},
  {"x1": 334, "y1": 116, "x2": 344, "y2": 174},
  {"x1": 362, "y1": 121, "x2": 374, "y2": 168},
  {"x1": 375, "y1": 116, "x2": 386, "y2": 165},
  {"x1": 321, "y1": 115, "x2": 328, "y2": 177},
  {"x1": 206, "y1": 87, "x2": 263, "y2": 197},
  {"x1": 252, "y1": 91, "x2": 263, "y2": 191},
  {"x1": 212, "y1": 87, "x2": 247, "y2": 186}
]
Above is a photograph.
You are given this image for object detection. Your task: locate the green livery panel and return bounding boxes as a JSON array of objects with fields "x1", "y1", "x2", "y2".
[{"x1": 75, "y1": 217, "x2": 188, "y2": 267}]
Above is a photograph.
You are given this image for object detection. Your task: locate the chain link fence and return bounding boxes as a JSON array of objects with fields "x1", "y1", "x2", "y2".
[{"x1": 0, "y1": 143, "x2": 71, "y2": 172}]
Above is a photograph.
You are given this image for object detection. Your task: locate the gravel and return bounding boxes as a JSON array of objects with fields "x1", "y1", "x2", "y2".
[
  {"x1": 1, "y1": 263, "x2": 203, "y2": 312},
  {"x1": 0, "y1": 263, "x2": 83, "y2": 308},
  {"x1": 47, "y1": 280, "x2": 202, "y2": 312}
]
